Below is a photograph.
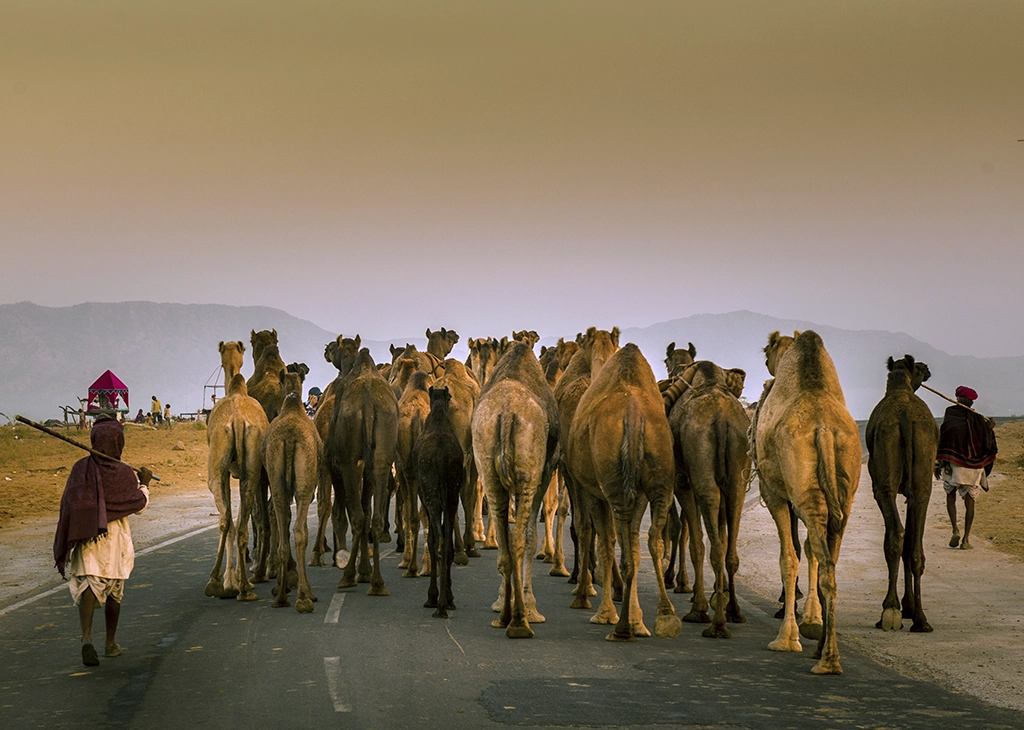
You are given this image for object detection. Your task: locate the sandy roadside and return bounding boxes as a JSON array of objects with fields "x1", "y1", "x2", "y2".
[{"x1": 2, "y1": 471, "x2": 1022, "y2": 714}]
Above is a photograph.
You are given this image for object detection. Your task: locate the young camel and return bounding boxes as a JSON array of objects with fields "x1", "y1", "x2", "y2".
[
  {"x1": 415, "y1": 386, "x2": 466, "y2": 619},
  {"x1": 205, "y1": 371, "x2": 269, "y2": 601},
  {"x1": 866, "y1": 355, "x2": 938, "y2": 632},
  {"x1": 471, "y1": 342, "x2": 559, "y2": 638},
  {"x1": 566, "y1": 343, "x2": 681, "y2": 642},
  {"x1": 756, "y1": 330, "x2": 861, "y2": 674},
  {"x1": 395, "y1": 370, "x2": 432, "y2": 577}
]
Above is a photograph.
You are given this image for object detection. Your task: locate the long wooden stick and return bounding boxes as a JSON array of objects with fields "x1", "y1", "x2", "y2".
[
  {"x1": 919, "y1": 384, "x2": 988, "y2": 418},
  {"x1": 14, "y1": 415, "x2": 161, "y2": 482}
]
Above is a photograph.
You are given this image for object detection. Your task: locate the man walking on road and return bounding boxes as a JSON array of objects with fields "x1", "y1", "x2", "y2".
[
  {"x1": 52, "y1": 416, "x2": 153, "y2": 666},
  {"x1": 935, "y1": 385, "x2": 998, "y2": 550}
]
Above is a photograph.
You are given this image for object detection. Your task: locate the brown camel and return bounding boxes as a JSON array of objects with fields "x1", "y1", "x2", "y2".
[
  {"x1": 426, "y1": 327, "x2": 460, "y2": 360},
  {"x1": 467, "y1": 337, "x2": 501, "y2": 389},
  {"x1": 512, "y1": 329, "x2": 541, "y2": 351},
  {"x1": 415, "y1": 386, "x2": 466, "y2": 619},
  {"x1": 471, "y1": 342, "x2": 559, "y2": 638},
  {"x1": 263, "y1": 388, "x2": 324, "y2": 613},
  {"x1": 432, "y1": 358, "x2": 482, "y2": 562},
  {"x1": 205, "y1": 371, "x2": 269, "y2": 601},
  {"x1": 866, "y1": 354, "x2": 938, "y2": 633},
  {"x1": 219, "y1": 340, "x2": 245, "y2": 387},
  {"x1": 326, "y1": 348, "x2": 398, "y2": 596},
  {"x1": 554, "y1": 327, "x2": 621, "y2": 596},
  {"x1": 667, "y1": 360, "x2": 751, "y2": 638},
  {"x1": 665, "y1": 341, "x2": 697, "y2": 377},
  {"x1": 395, "y1": 370, "x2": 432, "y2": 577},
  {"x1": 755, "y1": 330, "x2": 861, "y2": 674},
  {"x1": 567, "y1": 343, "x2": 681, "y2": 642}
]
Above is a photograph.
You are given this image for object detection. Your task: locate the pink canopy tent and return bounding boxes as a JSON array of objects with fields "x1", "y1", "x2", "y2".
[{"x1": 87, "y1": 370, "x2": 129, "y2": 412}]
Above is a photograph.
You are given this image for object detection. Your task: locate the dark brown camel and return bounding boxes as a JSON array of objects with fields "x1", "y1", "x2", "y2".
[
  {"x1": 415, "y1": 386, "x2": 466, "y2": 619},
  {"x1": 326, "y1": 348, "x2": 398, "y2": 596},
  {"x1": 395, "y1": 370, "x2": 431, "y2": 576},
  {"x1": 566, "y1": 343, "x2": 681, "y2": 641},
  {"x1": 667, "y1": 360, "x2": 750, "y2": 638},
  {"x1": 866, "y1": 354, "x2": 938, "y2": 633},
  {"x1": 471, "y1": 342, "x2": 559, "y2": 638}
]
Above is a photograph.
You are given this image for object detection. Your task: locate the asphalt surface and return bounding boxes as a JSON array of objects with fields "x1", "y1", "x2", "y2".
[{"x1": 1, "y1": 518, "x2": 1022, "y2": 730}]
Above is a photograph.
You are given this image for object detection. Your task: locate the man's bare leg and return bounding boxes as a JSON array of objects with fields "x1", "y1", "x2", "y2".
[
  {"x1": 78, "y1": 589, "x2": 100, "y2": 665},
  {"x1": 946, "y1": 491, "x2": 960, "y2": 547},
  {"x1": 104, "y1": 598, "x2": 122, "y2": 656},
  {"x1": 960, "y1": 494, "x2": 975, "y2": 549}
]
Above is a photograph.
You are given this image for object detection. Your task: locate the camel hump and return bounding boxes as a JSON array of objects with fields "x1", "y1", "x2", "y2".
[{"x1": 281, "y1": 391, "x2": 304, "y2": 414}]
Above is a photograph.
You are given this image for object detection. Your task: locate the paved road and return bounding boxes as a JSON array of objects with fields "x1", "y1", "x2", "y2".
[{"x1": 1, "y1": 520, "x2": 1021, "y2": 730}]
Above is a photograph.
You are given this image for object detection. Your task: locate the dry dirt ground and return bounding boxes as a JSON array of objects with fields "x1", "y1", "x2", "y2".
[{"x1": 1, "y1": 420, "x2": 1023, "y2": 712}]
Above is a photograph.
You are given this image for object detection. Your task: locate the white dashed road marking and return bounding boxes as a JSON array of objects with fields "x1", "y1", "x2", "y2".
[
  {"x1": 323, "y1": 656, "x2": 352, "y2": 712},
  {"x1": 324, "y1": 593, "x2": 345, "y2": 624}
]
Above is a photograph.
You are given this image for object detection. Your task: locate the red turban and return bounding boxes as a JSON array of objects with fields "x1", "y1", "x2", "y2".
[{"x1": 955, "y1": 385, "x2": 978, "y2": 401}]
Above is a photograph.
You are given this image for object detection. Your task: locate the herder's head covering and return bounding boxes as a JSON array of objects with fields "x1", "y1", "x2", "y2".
[{"x1": 955, "y1": 385, "x2": 978, "y2": 402}]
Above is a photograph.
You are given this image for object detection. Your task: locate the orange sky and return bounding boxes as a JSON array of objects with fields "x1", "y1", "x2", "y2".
[{"x1": 2, "y1": 2, "x2": 1022, "y2": 355}]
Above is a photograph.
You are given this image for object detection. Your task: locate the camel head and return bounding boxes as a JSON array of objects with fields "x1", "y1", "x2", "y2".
[
  {"x1": 764, "y1": 331, "x2": 797, "y2": 377},
  {"x1": 512, "y1": 330, "x2": 540, "y2": 351},
  {"x1": 581, "y1": 326, "x2": 620, "y2": 376},
  {"x1": 886, "y1": 354, "x2": 931, "y2": 392},
  {"x1": 665, "y1": 341, "x2": 697, "y2": 377},
  {"x1": 427, "y1": 385, "x2": 453, "y2": 415},
  {"x1": 426, "y1": 327, "x2": 460, "y2": 359},
  {"x1": 468, "y1": 337, "x2": 500, "y2": 388},
  {"x1": 392, "y1": 357, "x2": 419, "y2": 390},
  {"x1": 555, "y1": 338, "x2": 580, "y2": 369},
  {"x1": 286, "y1": 362, "x2": 309, "y2": 381},
  {"x1": 406, "y1": 370, "x2": 431, "y2": 395},
  {"x1": 250, "y1": 329, "x2": 278, "y2": 363},
  {"x1": 219, "y1": 341, "x2": 245, "y2": 381},
  {"x1": 326, "y1": 335, "x2": 360, "y2": 376},
  {"x1": 348, "y1": 348, "x2": 378, "y2": 378},
  {"x1": 278, "y1": 368, "x2": 304, "y2": 398}
]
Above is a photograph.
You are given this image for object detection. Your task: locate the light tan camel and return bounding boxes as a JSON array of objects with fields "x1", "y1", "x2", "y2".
[
  {"x1": 554, "y1": 328, "x2": 621, "y2": 597},
  {"x1": 219, "y1": 341, "x2": 245, "y2": 388},
  {"x1": 471, "y1": 342, "x2": 560, "y2": 638},
  {"x1": 567, "y1": 343, "x2": 681, "y2": 641},
  {"x1": 205, "y1": 371, "x2": 269, "y2": 601},
  {"x1": 432, "y1": 358, "x2": 481, "y2": 562},
  {"x1": 667, "y1": 360, "x2": 751, "y2": 637},
  {"x1": 866, "y1": 354, "x2": 938, "y2": 632},
  {"x1": 263, "y1": 385, "x2": 324, "y2": 613},
  {"x1": 467, "y1": 337, "x2": 501, "y2": 389},
  {"x1": 395, "y1": 370, "x2": 432, "y2": 577},
  {"x1": 755, "y1": 330, "x2": 861, "y2": 674},
  {"x1": 326, "y1": 348, "x2": 399, "y2": 596}
]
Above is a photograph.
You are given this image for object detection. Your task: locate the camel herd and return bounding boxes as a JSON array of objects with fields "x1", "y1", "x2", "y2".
[{"x1": 202, "y1": 326, "x2": 940, "y2": 675}]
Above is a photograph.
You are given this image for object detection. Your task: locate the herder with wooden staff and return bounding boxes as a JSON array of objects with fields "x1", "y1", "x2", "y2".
[
  {"x1": 51, "y1": 409, "x2": 153, "y2": 667},
  {"x1": 934, "y1": 385, "x2": 998, "y2": 551}
]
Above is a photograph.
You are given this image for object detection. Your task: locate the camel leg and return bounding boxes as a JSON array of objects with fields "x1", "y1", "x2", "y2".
[
  {"x1": 293, "y1": 487, "x2": 316, "y2": 613},
  {"x1": 695, "y1": 483, "x2": 730, "y2": 638},
  {"x1": 806, "y1": 526, "x2": 842, "y2": 674},
  {"x1": 461, "y1": 456, "x2": 481, "y2": 558},
  {"x1": 775, "y1": 506, "x2": 803, "y2": 616},
  {"x1": 423, "y1": 494, "x2": 442, "y2": 610},
  {"x1": 310, "y1": 462, "x2": 332, "y2": 567},
  {"x1": 724, "y1": 479, "x2": 745, "y2": 624},
  {"x1": 766, "y1": 498, "x2": 802, "y2": 653},
  {"x1": 205, "y1": 468, "x2": 233, "y2": 598},
  {"x1": 674, "y1": 510, "x2": 692, "y2": 593},
  {"x1": 337, "y1": 467, "x2": 365, "y2": 589},
  {"x1": 537, "y1": 474, "x2": 557, "y2": 561},
  {"x1": 234, "y1": 475, "x2": 258, "y2": 601},
  {"x1": 271, "y1": 486, "x2": 292, "y2": 609},
  {"x1": 903, "y1": 492, "x2": 932, "y2": 632},
  {"x1": 608, "y1": 504, "x2": 640, "y2": 642},
  {"x1": 367, "y1": 463, "x2": 390, "y2": 596},
  {"x1": 874, "y1": 489, "x2": 905, "y2": 631},
  {"x1": 569, "y1": 483, "x2": 595, "y2": 609},
  {"x1": 522, "y1": 495, "x2": 545, "y2": 624},
  {"x1": 506, "y1": 494, "x2": 534, "y2": 637},
  {"x1": 489, "y1": 490, "x2": 513, "y2": 626},
  {"x1": 646, "y1": 490, "x2": 682, "y2": 639},
  {"x1": 251, "y1": 470, "x2": 272, "y2": 583},
  {"x1": 799, "y1": 537, "x2": 824, "y2": 640},
  {"x1": 678, "y1": 487, "x2": 709, "y2": 623},
  {"x1": 442, "y1": 488, "x2": 459, "y2": 613},
  {"x1": 472, "y1": 476, "x2": 487, "y2": 544},
  {"x1": 550, "y1": 478, "x2": 570, "y2": 577},
  {"x1": 589, "y1": 501, "x2": 619, "y2": 626}
]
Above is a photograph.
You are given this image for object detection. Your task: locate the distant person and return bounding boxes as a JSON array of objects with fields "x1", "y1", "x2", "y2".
[
  {"x1": 52, "y1": 417, "x2": 152, "y2": 666},
  {"x1": 151, "y1": 396, "x2": 162, "y2": 425},
  {"x1": 936, "y1": 385, "x2": 998, "y2": 550},
  {"x1": 133, "y1": 409, "x2": 145, "y2": 424},
  {"x1": 163, "y1": 403, "x2": 171, "y2": 428}
]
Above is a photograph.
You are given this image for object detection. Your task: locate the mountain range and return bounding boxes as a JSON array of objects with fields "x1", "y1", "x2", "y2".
[{"x1": 1, "y1": 302, "x2": 1020, "y2": 422}]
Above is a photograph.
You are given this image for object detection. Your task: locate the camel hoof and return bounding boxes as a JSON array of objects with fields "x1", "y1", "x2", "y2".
[
  {"x1": 491, "y1": 598, "x2": 503, "y2": 612},
  {"x1": 605, "y1": 629, "x2": 635, "y2": 642},
  {"x1": 702, "y1": 624, "x2": 731, "y2": 639},
  {"x1": 237, "y1": 590, "x2": 258, "y2": 602},
  {"x1": 432, "y1": 609, "x2": 449, "y2": 619},
  {"x1": 491, "y1": 618, "x2": 509, "y2": 629},
  {"x1": 569, "y1": 596, "x2": 592, "y2": 610},
  {"x1": 454, "y1": 552, "x2": 469, "y2": 567},
  {"x1": 683, "y1": 610, "x2": 711, "y2": 624},
  {"x1": 402, "y1": 569, "x2": 419, "y2": 578},
  {"x1": 549, "y1": 566, "x2": 570, "y2": 578},
  {"x1": 910, "y1": 621, "x2": 934, "y2": 633},
  {"x1": 811, "y1": 659, "x2": 843, "y2": 675},
  {"x1": 878, "y1": 608, "x2": 903, "y2": 631},
  {"x1": 309, "y1": 554, "x2": 325, "y2": 567},
  {"x1": 727, "y1": 611, "x2": 747, "y2": 624},
  {"x1": 655, "y1": 614, "x2": 682, "y2": 638},
  {"x1": 466, "y1": 548, "x2": 481, "y2": 558},
  {"x1": 292, "y1": 597, "x2": 313, "y2": 613},
  {"x1": 527, "y1": 609, "x2": 546, "y2": 624},
  {"x1": 251, "y1": 574, "x2": 268, "y2": 584},
  {"x1": 483, "y1": 541, "x2": 498, "y2": 550},
  {"x1": 367, "y1": 586, "x2": 389, "y2": 597},
  {"x1": 590, "y1": 611, "x2": 619, "y2": 625},
  {"x1": 768, "y1": 638, "x2": 802, "y2": 653},
  {"x1": 506, "y1": 624, "x2": 535, "y2": 639},
  {"x1": 397, "y1": 558, "x2": 409, "y2": 569},
  {"x1": 336, "y1": 578, "x2": 357, "y2": 589},
  {"x1": 335, "y1": 551, "x2": 350, "y2": 569},
  {"x1": 799, "y1": 621, "x2": 824, "y2": 640},
  {"x1": 378, "y1": 532, "x2": 392, "y2": 544},
  {"x1": 273, "y1": 597, "x2": 290, "y2": 608},
  {"x1": 673, "y1": 584, "x2": 693, "y2": 594},
  {"x1": 204, "y1": 580, "x2": 223, "y2": 598}
]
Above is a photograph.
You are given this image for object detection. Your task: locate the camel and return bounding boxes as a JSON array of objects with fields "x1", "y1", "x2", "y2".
[
  {"x1": 471, "y1": 341, "x2": 559, "y2": 638},
  {"x1": 512, "y1": 329, "x2": 541, "y2": 351},
  {"x1": 467, "y1": 337, "x2": 501, "y2": 388},
  {"x1": 755, "y1": 330, "x2": 861, "y2": 674},
  {"x1": 665, "y1": 341, "x2": 697, "y2": 377},
  {"x1": 205, "y1": 370, "x2": 269, "y2": 602},
  {"x1": 263, "y1": 387, "x2": 324, "y2": 613},
  {"x1": 866, "y1": 354, "x2": 938, "y2": 633},
  {"x1": 426, "y1": 327, "x2": 460, "y2": 360},
  {"x1": 432, "y1": 358, "x2": 481, "y2": 562},
  {"x1": 326, "y1": 348, "x2": 398, "y2": 596},
  {"x1": 395, "y1": 370, "x2": 432, "y2": 577},
  {"x1": 219, "y1": 340, "x2": 245, "y2": 386},
  {"x1": 553, "y1": 327, "x2": 621, "y2": 595},
  {"x1": 667, "y1": 360, "x2": 751, "y2": 637},
  {"x1": 415, "y1": 386, "x2": 466, "y2": 619},
  {"x1": 566, "y1": 343, "x2": 681, "y2": 641}
]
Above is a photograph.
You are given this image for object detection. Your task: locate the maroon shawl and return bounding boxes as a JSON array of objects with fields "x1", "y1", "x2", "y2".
[
  {"x1": 52, "y1": 418, "x2": 148, "y2": 578},
  {"x1": 936, "y1": 405, "x2": 998, "y2": 473}
]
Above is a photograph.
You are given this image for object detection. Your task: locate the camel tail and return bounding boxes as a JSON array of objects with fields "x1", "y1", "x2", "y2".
[
  {"x1": 495, "y1": 412, "x2": 517, "y2": 492},
  {"x1": 714, "y1": 418, "x2": 729, "y2": 486},
  {"x1": 899, "y1": 414, "x2": 914, "y2": 497},
  {"x1": 620, "y1": 400, "x2": 644, "y2": 507},
  {"x1": 815, "y1": 426, "x2": 844, "y2": 535}
]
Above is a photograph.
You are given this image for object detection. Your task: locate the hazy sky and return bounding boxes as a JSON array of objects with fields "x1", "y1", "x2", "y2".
[{"x1": 2, "y1": 2, "x2": 1022, "y2": 356}]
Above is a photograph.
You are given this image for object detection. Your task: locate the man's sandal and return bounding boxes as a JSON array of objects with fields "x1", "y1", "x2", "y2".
[{"x1": 82, "y1": 643, "x2": 99, "y2": 666}]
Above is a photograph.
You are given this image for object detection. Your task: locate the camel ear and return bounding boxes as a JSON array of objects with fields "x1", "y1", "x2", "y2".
[
  {"x1": 354, "y1": 335, "x2": 361, "y2": 349},
  {"x1": 611, "y1": 327, "x2": 620, "y2": 347},
  {"x1": 904, "y1": 354, "x2": 915, "y2": 368},
  {"x1": 238, "y1": 341, "x2": 245, "y2": 353},
  {"x1": 278, "y1": 368, "x2": 287, "y2": 386},
  {"x1": 586, "y1": 326, "x2": 596, "y2": 340},
  {"x1": 688, "y1": 342, "x2": 696, "y2": 358},
  {"x1": 219, "y1": 341, "x2": 225, "y2": 352},
  {"x1": 272, "y1": 328, "x2": 277, "y2": 339},
  {"x1": 666, "y1": 342, "x2": 675, "y2": 357},
  {"x1": 426, "y1": 328, "x2": 432, "y2": 338},
  {"x1": 886, "y1": 356, "x2": 895, "y2": 371},
  {"x1": 793, "y1": 330, "x2": 801, "y2": 339},
  {"x1": 575, "y1": 332, "x2": 584, "y2": 344},
  {"x1": 468, "y1": 337, "x2": 476, "y2": 348}
]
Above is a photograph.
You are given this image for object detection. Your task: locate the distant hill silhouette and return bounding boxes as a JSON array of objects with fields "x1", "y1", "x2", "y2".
[{"x1": 1, "y1": 303, "x2": 1020, "y2": 421}]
